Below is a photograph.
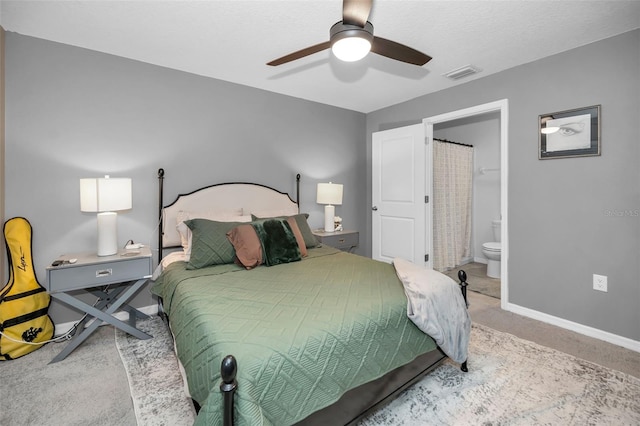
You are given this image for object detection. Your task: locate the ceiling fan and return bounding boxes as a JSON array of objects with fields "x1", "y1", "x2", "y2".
[{"x1": 267, "y1": 0, "x2": 432, "y2": 67}]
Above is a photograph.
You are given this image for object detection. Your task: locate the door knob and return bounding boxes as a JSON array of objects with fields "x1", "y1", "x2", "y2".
[{"x1": 372, "y1": 206, "x2": 378, "y2": 211}]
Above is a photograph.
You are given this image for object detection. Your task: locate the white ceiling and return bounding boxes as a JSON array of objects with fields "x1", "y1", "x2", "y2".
[{"x1": 2, "y1": 1, "x2": 639, "y2": 113}]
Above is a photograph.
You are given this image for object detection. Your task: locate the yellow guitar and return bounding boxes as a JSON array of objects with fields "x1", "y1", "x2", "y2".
[{"x1": 1, "y1": 217, "x2": 54, "y2": 360}]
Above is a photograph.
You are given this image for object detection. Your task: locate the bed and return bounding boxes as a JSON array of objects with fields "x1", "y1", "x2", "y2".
[{"x1": 151, "y1": 169, "x2": 470, "y2": 426}]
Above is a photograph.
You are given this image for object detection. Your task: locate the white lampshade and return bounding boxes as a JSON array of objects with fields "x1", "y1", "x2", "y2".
[
  {"x1": 317, "y1": 182, "x2": 343, "y2": 232},
  {"x1": 80, "y1": 176, "x2": 132, "y2": 212},
  {"x1": 80, "y1": 176, "x2": 132, "y2": 256},
  {"x1": 316, "y1": 183, "x2": 343, "y2": 206}
]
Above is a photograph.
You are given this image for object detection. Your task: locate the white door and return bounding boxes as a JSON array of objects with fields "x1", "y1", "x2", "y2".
[{"x1": 372, "y1": 124, "x2": 431, "y2": 267}]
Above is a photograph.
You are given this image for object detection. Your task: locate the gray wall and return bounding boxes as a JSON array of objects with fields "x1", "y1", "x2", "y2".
[
  {"x1": 6, "y1": 29, "x2": 639, "y2": 342},
  {"x1": 366, "y1": 29, "x2": 640, "y2": 341},
  {"x1": 5, "y1": 33, "x2": 366, "y2": 324}
]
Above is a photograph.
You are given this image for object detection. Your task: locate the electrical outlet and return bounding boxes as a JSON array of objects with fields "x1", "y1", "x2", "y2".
[{"x1": 593, "y1": 274, "x2": 608, "y2": 292}]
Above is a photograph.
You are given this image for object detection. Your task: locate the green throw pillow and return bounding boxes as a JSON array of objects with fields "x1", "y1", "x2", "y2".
[
  {"x1": 251, "y1": 219, "x2": 301, "y2": 266},
  {"x1": 185, "y1": 219, "x2": 246, "y2": 269},
  {"x1": 251, "y1": 213, "x2": 318, "y2": 248}
]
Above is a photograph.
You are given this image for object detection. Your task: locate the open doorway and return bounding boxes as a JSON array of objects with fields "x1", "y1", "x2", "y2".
[
  {"x1": 435, "y1": 112, "x2": 501, "y2": 299},
  {"x1": 423, "y1": 99, "x2": 509, "y2": 308}
]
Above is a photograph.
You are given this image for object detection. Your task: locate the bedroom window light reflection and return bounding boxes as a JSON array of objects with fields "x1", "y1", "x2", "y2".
[{"x1": 317, "y1": 182, "x2": 343, "y2": 232}]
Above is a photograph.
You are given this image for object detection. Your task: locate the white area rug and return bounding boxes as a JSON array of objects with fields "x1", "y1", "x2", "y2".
[
  {"x1": 115, "y1": 316, "x2": 196, "y2": 426},
  {"x1": 117, "y1": 317, "x2": 640, "y2": 425},
  {"x1": 358, "y1": 323, "x2": 640, "y2": 425}
]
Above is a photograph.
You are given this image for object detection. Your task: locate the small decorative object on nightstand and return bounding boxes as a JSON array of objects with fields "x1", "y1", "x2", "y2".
[
  {"x1": 45, "y1": 247, "x2": 153, "y2": 363},
  {"x1": 312, "y1": 229, "x2": 359, "y2": 252}
]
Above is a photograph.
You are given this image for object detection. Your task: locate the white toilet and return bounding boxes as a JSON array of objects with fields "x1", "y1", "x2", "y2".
[{"x1": 481, "y1": 220, "x2": 501, "y2": 278}]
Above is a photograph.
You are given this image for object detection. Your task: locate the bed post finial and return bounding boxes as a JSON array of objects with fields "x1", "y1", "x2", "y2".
[
  {"x1": 296, "y1": 173, "x2": 301, "y2": 208},
  {"x1": 457, "y1": 269, "x2": 469, "y2": 373},
  {"x1": 158, "y1": 168, "x2": 165, "y2": 263},
  {"x1": 220, "y1": 354, "x2": 237, "y2": 426},
  {"x1": 458, "y1": 270, "x2": 468, "y2": 308}
]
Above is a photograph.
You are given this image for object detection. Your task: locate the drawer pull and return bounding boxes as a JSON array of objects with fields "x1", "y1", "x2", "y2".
[
  {"x1": 338, "y1": 238, "x2": 346, "y2": 243},
  {"x1": 96, "y1": 269, "x2": 113, "y2": 278}
]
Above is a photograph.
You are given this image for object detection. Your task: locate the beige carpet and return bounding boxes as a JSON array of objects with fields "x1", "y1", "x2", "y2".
[{"x1": 0, "y1": 325, "x2": 136, "y2": 426}]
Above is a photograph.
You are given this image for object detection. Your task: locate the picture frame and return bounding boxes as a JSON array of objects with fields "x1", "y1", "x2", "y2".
[{"x1": 539, "y1": 105, "x2": 601, "y2": 159}]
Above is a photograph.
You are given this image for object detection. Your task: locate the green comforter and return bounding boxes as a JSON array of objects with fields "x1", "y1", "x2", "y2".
[{"x1": 151, "y1": 246, "x2": 438, "y2": 425}]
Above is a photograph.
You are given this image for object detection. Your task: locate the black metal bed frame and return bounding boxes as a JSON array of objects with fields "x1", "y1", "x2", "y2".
[{"x1": 156, "y1": 168, "x2": 469, "y2": 426}]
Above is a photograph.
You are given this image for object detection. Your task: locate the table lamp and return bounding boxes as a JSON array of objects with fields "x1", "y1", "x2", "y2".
[
  {"x1": 316, "y1": 182, "x2": 343, "y2": 232},
  {"x1": 80, "y1": 175, "x2": 132, "y2": 256}
]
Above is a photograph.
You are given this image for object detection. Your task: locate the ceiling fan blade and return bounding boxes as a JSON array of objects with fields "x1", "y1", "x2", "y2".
[
  {"x1": 371, "y1": 36, "x2": 432, "y2": 66},
  {"x1": 267, "y1": 41, "x2": 331, "y2": 66},
  {"x1": 342, "y1": 0, "x2": 373, "y2": 27}
]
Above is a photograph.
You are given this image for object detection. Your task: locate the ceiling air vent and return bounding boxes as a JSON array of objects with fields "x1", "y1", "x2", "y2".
[{"x1": 443, "y1": 65, "x2": 480, "y2": 80}]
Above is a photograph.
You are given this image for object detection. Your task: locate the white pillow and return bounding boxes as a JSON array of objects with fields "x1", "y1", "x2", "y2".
[
  {"x1": 175, "y1": 210, "x2": 251, "y2": 257},
  {"x1": 249, "y1": 208, "x2": 298, "y2": 218},
  {"x1": 151, "y1": 251, "x2": 188, "y2": 280}
]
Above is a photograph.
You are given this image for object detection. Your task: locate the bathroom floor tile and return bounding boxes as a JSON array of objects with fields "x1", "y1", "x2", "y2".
[{"x1": 444, "y1": 262, "x2": 501, "y2": 299}]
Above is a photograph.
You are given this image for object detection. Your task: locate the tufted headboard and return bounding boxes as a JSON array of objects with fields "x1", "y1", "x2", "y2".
[{"x1": 157, "y1": 169, "x2": 300, "y2": 260}]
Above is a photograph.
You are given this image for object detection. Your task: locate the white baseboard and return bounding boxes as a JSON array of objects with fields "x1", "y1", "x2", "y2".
[
  {"x1": 505, "y1": 301, "x2": 640, "y2": 353},
  {"x1": 54, "y1": 304, "x2": 159, "y2": 337},
  {"x1": 473, "y1": 257, "x2": 488, "y2": 264}
]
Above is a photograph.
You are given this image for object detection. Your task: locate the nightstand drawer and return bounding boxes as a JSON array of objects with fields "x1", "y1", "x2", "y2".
[
  {"x1": 315, "y1": 231, "x2": 359, "y2": 250},
  {"x1": 47, "y1": 256, "x2": 152, "y2": 293}
]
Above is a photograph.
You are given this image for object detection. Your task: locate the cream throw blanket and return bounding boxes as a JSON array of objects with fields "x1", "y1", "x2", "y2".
[{"x1": 393, "y1": 258, "x2": 471, "y2": 363}]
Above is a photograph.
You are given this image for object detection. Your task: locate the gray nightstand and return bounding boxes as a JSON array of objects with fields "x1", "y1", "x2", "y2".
[
  {"x1": 312, "y1": 229, "x2": 359, "y2": 252},
  {"x1": 45, "y1": 247, "x2": 153, "y2": 363}
]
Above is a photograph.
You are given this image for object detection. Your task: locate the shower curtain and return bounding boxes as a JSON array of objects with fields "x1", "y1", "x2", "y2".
[{"x1": 432, "y1": 141, "x2": 474, "y2": 272}]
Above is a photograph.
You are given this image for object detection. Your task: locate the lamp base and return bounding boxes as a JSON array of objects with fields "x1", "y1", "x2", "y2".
[
  {"x1": 97, "y1": 212, "x2": 118, "y2": 256},
  {"x1": 324, "y1": 205, "x2": 335, "y2": 232}
]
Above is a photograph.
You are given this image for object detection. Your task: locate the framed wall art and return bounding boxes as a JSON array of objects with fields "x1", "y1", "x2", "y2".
[{"x1": 539, "y1": 105, "x2": 601, "y2": 159}]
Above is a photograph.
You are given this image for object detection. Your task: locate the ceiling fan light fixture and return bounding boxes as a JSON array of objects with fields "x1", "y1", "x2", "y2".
[
  {"x1": 267, "y1": 2, "x2": 431, "y2": 68},
  {"x1": 332, "y1": 37, "x2": 371, "y2": 62},
  {"x1": 330, "y1": 21, "x2": 374, "y2": 62}
]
